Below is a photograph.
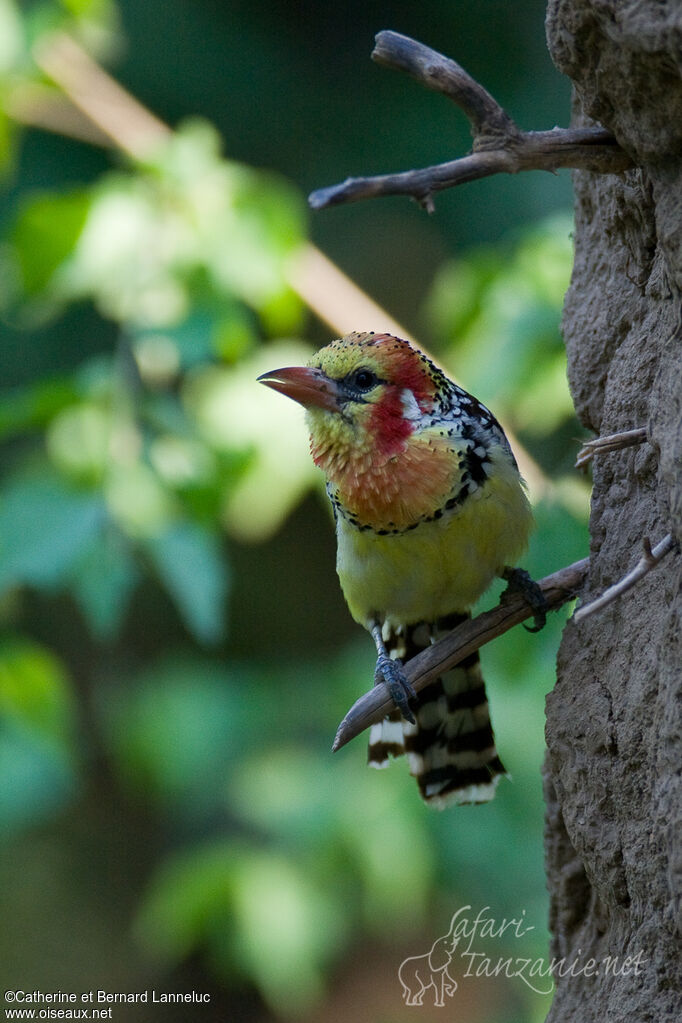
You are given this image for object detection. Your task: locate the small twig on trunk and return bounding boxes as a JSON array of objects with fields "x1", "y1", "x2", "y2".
[
  {"x1": 332, "y1": 557, "x2": 589, "y2": 752},
  {"x1": 574, "y1": 534, "x2": 677, "y2": 623},
  {"x1": 309, "y1": 31, "x2": 633, "y2": 213},
  {"x1": 575, "y1": 427, "x2": 648, "y2": 468}
]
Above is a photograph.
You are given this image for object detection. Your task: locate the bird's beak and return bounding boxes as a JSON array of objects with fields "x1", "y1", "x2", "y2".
[{"x1": 257, "y1": 366, "x2": 343, "y2": 411}]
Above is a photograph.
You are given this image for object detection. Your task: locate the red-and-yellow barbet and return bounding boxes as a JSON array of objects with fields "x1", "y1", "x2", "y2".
[{"x1": 259, "y1": 331, "x2": 535, "y2": 809}]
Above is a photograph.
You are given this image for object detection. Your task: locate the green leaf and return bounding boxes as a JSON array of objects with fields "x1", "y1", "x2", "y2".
[
  {"x1": 0, "y1": 638, "x2": 78, "y2": 835},
  {"x1": 60, "y1": 0, "x2": 114, "y2": 17},
  {"x1": 135, "y1": 841, "x2": 236, "y2": 964},
  {"x1": 11, "y1": 190, "x2": 91, "y2": 295},
  {"x1": 145, "y1": 522, "x2": 228, "y2": 644},
  {"x1": 105, "y1": 657, "x2": 252, "y2": 810},
  {"x1": 230, "y1": 851, "x2": 338, "y2": 1012},
  {"x1": 0, "y1": 637, "x2": 76, "y2": 746},
  {"x1": 136, "y1": 841, "x2": 341, "y2": 1014},
  {"x1": 46, "y1": 401, "x2": 110, "y2": 483},
  {"x1": 70, "y1": 529, "x2": 140, "y2": 639},
  {"x1": 0, "y1": 0, "x2": 23, "y2": 75},
  {"x1": 0, "y1": 718, "x2": 77, "y2": 835},
  {"x1": 0, "y1": 105, "x2": 16, "y2": 180},
  {"x1": 0, "y1": 472, "x2": 105, "y2": 592},
  {"x1": 427, "y1": 213, "x2": 573, "y2": 411},
  {"x1": 0, "y1": 376, "x2": 79, "y2": 441}
]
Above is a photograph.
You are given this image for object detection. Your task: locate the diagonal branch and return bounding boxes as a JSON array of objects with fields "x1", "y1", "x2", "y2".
[
  {"x1": 309, "y1": 31, "x2": 633, "y2": 212},
  {"x1": 32, "y1": 32, "x2": 170, "y2": 160},
  {"x1": 332, "y1": 557, "x2": 589, "y2": 752}
]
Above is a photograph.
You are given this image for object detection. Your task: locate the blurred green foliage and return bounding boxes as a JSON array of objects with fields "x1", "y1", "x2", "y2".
[{"x1": 0, "y1": 2, "x2": 584, "y2": 1021}]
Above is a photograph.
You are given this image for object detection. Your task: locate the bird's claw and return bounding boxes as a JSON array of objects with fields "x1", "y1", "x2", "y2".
[
  {"x1": 502, "y1": 566, "x2": 548, "y2": 632},
  {"x1": 374, "y1": 655, "x2": 417, "y2": 723}
]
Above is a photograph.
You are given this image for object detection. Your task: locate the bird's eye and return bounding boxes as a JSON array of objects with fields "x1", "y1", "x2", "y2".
[{"x1": 348, "y1": 368, "x2": 378, "y2": 392}]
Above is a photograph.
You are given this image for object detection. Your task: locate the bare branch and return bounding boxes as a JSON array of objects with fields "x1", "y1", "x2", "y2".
[
  {"x1": 332, "y1": 557, "x2": 589, "y2": 752},
  {"x1": 309, "y1": 31, "x2": 633, "y2": 212},
  {"x1": 575, "y1": 427, "x2": 648, "y2": 468},
  {"x1": 371, "y1": 29, "x2": 517, "y2": 142},
  {"x1": 574, "y1": 534, "x2": 677, "y2": 623}
]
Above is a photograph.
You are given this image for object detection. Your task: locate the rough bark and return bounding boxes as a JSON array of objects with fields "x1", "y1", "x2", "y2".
[{"x1": 543, "y1": 2, "x2": 682, "y2": 1020}]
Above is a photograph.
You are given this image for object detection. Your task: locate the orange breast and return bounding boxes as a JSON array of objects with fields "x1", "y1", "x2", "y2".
[{"x1": 333, "y1": 434, "x2": 459, "y2": 531}]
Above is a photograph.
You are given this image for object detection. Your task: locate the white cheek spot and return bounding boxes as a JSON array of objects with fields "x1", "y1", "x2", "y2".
[{"x1": 400, "y1": 388, "x2": 422, "y2": 421}]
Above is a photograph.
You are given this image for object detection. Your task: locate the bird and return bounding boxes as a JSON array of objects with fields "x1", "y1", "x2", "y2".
[{"x1": 258, "y1": 331, "x2": 535, "y2": 809}]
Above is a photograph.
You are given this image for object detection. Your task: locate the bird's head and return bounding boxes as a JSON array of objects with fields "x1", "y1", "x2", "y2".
[
  {"x1": 258, "y1": 331, "x2": 446, "y2": 460},
  {"x1": 258, "y1": 332, "x2": 456, "y2": 527}
]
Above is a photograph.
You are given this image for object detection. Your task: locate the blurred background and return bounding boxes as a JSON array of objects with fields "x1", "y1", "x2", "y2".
[{"x1": 0, "y1": 1, "x2": 589, "y2": 1021}]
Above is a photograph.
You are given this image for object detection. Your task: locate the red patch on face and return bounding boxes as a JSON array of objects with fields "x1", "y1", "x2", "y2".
[
  {"x1": 369, "y1": 387, "x2": 414, "y2": 457},
  {"x1": 363, "y1": 340, "x2": 437, "y2": 458}
]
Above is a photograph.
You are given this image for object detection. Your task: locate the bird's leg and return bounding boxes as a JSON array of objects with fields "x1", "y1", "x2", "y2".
[
  {"x1": 370, "y1": 621, "x2": 417, "y2": 723},
  {"x1": 501, "y1": 567, "x2": 548, "y2": 632}
]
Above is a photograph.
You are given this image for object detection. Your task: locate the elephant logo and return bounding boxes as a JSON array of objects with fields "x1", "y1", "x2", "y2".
[{"x1": 398, "y1": 914, "x2": 460, "y2": 1007}]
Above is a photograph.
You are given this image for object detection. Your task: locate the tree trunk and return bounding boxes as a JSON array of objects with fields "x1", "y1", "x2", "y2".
[{"x1": 543, "y1": 2, "x2": 681, "y2": 1019}]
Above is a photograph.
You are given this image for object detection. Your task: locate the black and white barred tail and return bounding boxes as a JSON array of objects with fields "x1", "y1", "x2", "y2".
[{"x1": 367, "y1": 614, "x2": 507, "y2": 808}]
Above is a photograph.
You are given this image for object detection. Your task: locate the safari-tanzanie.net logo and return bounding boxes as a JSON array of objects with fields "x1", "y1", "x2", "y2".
[{"x1": 398, "y1": 905, "x2": 647, "y2": 1007}]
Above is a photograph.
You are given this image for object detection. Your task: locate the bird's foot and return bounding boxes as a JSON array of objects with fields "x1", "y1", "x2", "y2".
[
  {"x1": 374, "y1": 655, "x2": 417, "y2": 724},
  {"x1": 502, "y1": 567, "x2": 548, "y2": 633}
]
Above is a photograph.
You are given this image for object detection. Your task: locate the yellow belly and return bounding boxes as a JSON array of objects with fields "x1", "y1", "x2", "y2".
[{"x1": 336, "y1": 451, "x2": 533, "y2": 628}]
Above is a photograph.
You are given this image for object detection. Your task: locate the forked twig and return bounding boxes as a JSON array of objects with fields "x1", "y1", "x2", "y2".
[
  {"x1": 575, "y1": 427, "x2": 648, "y2": 468},
  {"x1": 310, "y1": 31, "x2": 633, "y2": 212},
  {"x1": 332, "y1": 558, "x2": 589, "y2": 752},
  {"x1": 574, "y1": 534, "x2": 677, "y2": 622}
]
